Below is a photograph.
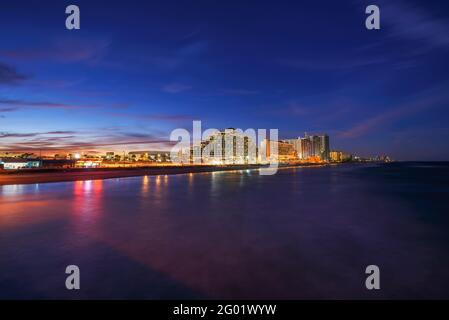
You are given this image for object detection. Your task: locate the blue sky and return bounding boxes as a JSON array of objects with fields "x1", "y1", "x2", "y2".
[{"x1": 0, "y1": 0, "x2": 448, "y2": 160}]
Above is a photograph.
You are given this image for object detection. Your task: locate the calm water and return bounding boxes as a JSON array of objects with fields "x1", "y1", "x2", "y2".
[{"x1": 1, "y1": 163, "x2": 449, "y2": 299}]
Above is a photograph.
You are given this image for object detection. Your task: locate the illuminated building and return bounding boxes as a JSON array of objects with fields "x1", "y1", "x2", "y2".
[
  {"x1": 105, "y1": 152, "x2": 115, "y2": 160},
  {"x1": 68, "y1": 153, "x2": 81, "y2": 160},
  {"x1": 128, "y1": 151, "x2": 171, "y2": 163},
  {"x1": 147, "y1": 151, "x2": 171, "y2": 163},
  {"x1": 201, "y1": 128, "x2": 257, "y2": 164},
  {"x1": 330, "y1": 151, "x2": 341, "y2": 162},
  {"x1": 54, "y1": 154, "x2": 69, "y2": 160},
  {"x1": 282, "y1": 138, "x2": 302, "y2": 159},
  {"x1": 128, "y1": 151, "x2": 149, "y2": 161},
  {"x1": 319, "y1": 134, "x2": 330, "y2": 161},
  {"x1": 0, "y1": 158, "x2": 41, "y2": 170},
  {"x1": 262, "y1": 139, "x2": 297, "y2": 163},
  {"x1": 75, "y1": 159, "x2": 102, "y2": 168},
  {"x1": 298, "y1": 133, "x2": 330, "y2": 161},
  {"x1": 330, "y1": 150, "x2": 352, "y2": 162},
  {"x1": 300, "y1": 137, "x2": 312, "y2": 159},
  {"x1": 310, "y1": 135, "x2": 321, "y2": 159}
]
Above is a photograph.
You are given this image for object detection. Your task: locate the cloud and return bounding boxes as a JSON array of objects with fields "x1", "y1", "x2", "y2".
[
  {"x1": 146, "y1": 56, "x2": 183, "y2": 69},
  {"x1": 277, "y1": 101, "x2": 311, "y2": 116},
  {"x1": 177, "y1": 41, "x2": 208, "y2": 57},
  {"x1": 279, "y1": 56, "x2": 387, "y2": 71},
  {"x1": 0, "y1": 37, "x2": 110, "y2": 64},
  {"x1": 0, "y1": 107, "x2": 20, "y2": 113},
  {"x1": 0, "y1": 127, "x2": 177, "y2": 154},
  {"x1": 339, "y1": 92, "x2": 448, "y2": 139},
  {"x1": 108, "y1": 112, "x2": 194, "y2": 123},
  {"x1": 0, "y1": 62, "x2": 28, "y2": 84},
  {"x1": 28, "y1": 78, "x2": 85, "y2": 89},
  {"x1": 118, "y1": 132, "x2": 155, "y2": 139},
  {"x1": 281, "y1": 0, "x2": 449, "y2": 73},
  {"x1": 162, "y1": 83, "x2": 192, "y2": 93},
  {"x1": 0, "y1": 133, "x2": 38, "y2": 138},
  {"x1": 218, "y1": 89, "x2": 259, "y2": 96},
  {"x1": 144, "y1": 40, "x2": 207, "y2": 70},
  {"x1": 143, "y1": 114, "x2": 193, "y2": 121},
  {"x1": 45, "y1": 131, "x2": 77, "y2": 135},
  {"x1": 0, "y1": 98, "x2": 99, "y2": 110},
  {"x1": 379, "y1": 0, "x2": 449, "y2": 50},
  {"x1": 0, "y1": 138, "x2": 175, "y2": 153},
  {"x1": 0, "y1": 131, "x2": 78, "y2": 138}
]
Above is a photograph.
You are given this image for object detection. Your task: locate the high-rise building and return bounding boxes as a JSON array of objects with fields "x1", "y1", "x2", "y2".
[
  {"x1": 303, "y1": 133, "x2": 330, "y2": 161},
  {"x1": 200, "y1": 128, "x2": 257, "y2": 164},
  {"x1": 282, "y1": 138, "x2": 301, "y2": 159},
  {"x1": 310, "y1": 135, "x2": 321, "y2": 158},
  {"x1": 261, "y1": 139, "x2": 297, "y2": 163},
  {"x1": 283, "y1": 133, "x2": 331, "y2": 161},
  {"x1": 330, "y1": 150, "x2": 352, "y2": 162},
  {"x1": 330, "y1": 151, "x2": 341, "y2": 162},
  {"x1": 128, "y1": 151, "x2": 171, "y2": 162},
  {"x1": 300, "y1": 137, "x2": 312, "y2": 160},
  {"x1": 319, "y1": 134, "x2": 330, "y2": 161}
]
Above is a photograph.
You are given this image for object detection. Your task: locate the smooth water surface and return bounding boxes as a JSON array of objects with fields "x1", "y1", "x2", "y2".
[{"x1": 1, "y1": 163, "x2": 449, "y2": 299}]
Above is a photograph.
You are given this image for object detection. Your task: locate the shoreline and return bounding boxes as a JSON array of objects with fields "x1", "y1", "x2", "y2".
[{"x1": 0, "y1": 163, "x2": 331, "y2": 186}]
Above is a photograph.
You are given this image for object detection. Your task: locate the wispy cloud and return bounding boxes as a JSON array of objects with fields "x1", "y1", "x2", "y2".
[
  {"x1": 379, "y1": 0, "x2": 449, "y2": 50},
  {"x1": 177, "y1": 41, "x2": 208, "y2": 57},
  {"x1": 142, "y1": 114, "x2": 193, "y2": 121},
  {"x1": 161, "y1": 83, "x2": 192, "y2": 93},
  {"x1": 0, "y1": 136, "x2": 175, "y2": 153},
  {"x1": 0, "y1": 107, "x2": 19, "y2": 113},
  {"x1": 274, "y1": 101, "x2": 311, "y2": 116},
  {"x1": 44, "y1": 131, "x2": 78, "y2": 135},
  {"x1": 0, "y1": 37, "x2": 110, "y2": 65},
  {"x1": 339, "y1": 92, "x2": 448, "y2": 139},
  {"x1": 137, "y1": 40, "x2": 208, "y2": 70},
  {"x1": 218, "y1": 89, "x2": 259, "y2": 96},
  {"x1": 353, "y1": 0, "x2": 449, "y2": 67},
  {"x1": 0, "y1": 62, "x2": 28, "y2": 84},
  {"x1": 279, "y1": 56, "x2": 387, "y2": 71},
  {"x1": 0, "y1": 131, "x2": 78, "y2": 138},
  {"x1": 0, "y1": 98, "x2": 98, "y2": 110},
  {"x1": 108, "y1": 112, "x2": 194, "y2": 122}
]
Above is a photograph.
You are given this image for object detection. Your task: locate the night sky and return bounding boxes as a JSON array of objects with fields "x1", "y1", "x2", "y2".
[{"x1": 0, "y1": 0, "x2": 448, "y2": 160}]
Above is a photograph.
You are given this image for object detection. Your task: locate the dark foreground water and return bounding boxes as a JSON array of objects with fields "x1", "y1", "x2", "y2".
[{"x1": 1, "y1": 163, "x2": 449, "y2": 299}]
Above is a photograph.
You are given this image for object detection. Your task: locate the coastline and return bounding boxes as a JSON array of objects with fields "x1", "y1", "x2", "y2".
[{"x1": 0, "y1": 163, "x2": 330, "y2": 186}]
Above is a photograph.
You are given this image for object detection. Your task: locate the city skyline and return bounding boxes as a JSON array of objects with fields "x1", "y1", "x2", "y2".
[
  {"x1": 1, "y1": 0, "x2": 449, "y2": 304},
  {"x1": 0, "y1": 131, "x2": 335, "y2": 162},
  {"x1": 1, "y1": 0, "x2": 449, "y2": 160}
]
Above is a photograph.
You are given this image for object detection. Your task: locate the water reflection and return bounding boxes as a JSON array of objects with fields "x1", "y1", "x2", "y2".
[
  {"x1": 1, "y1": 184, "x2": 29, "y2": 197},
  {"x1": 141, "y1": 175, "x2": 150, "y2": 196},
  {"x1": 188, "y1": 173, "x2": 194, "y2": 187},
  {"x1": 1, "y1": 164, "x2": 449, "y2": 299},
  {"x1": 72, "y1": 180, "x2": 104, "y2": 226},
  {"x1": 155, "y1": 175, "x2": 161, "y2": 195}
]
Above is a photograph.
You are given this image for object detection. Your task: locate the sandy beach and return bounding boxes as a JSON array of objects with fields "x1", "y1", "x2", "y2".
[
  {"x1": 0, "y1": 164, "x2": 271, "y2": 186},
  {"x1": 0, "y1": 163, "x2": 333, "y2": 186}
]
